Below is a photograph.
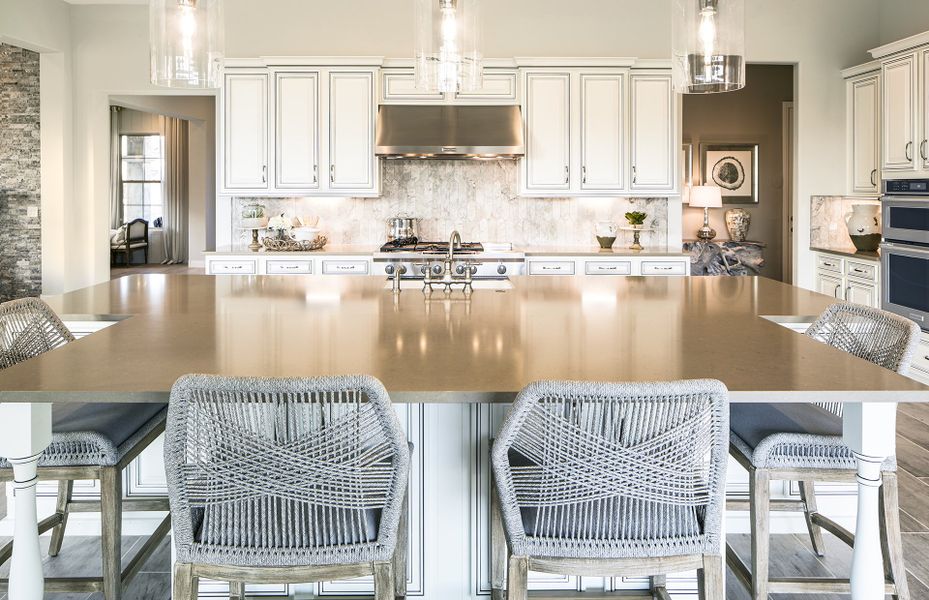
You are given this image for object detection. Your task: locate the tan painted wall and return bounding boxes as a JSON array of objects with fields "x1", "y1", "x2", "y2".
[{"x1": 683, "y1": 64, "x2": 794, "y2": 281}]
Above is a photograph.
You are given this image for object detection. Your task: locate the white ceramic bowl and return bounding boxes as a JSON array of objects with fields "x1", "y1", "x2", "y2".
[{"x1": 292, "y1": 227, "x2": 321, "y2": 242}]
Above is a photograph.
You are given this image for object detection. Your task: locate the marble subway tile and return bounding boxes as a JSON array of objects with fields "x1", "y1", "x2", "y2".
[{"x1": 233, "y1": 161, "x2": 670, "y2": 249}]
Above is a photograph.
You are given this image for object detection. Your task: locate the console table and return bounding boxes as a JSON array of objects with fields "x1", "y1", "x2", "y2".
[{"x1": 684, "y1": 240, "x2": 766, "y2": 276}]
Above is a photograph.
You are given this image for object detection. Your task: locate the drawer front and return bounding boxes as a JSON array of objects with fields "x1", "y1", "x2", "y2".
[
  {"x1": 845, "y1": 260, "x2": 877, "y2": 281},
  {"x1": 585, "y1": 261, "x2": 632, "y2": 276},
  {"x1": 641, "y1": 261, "x2": 688, "y2": 276},
  {"x1": 209, "y1": 259, "x2": 257, "y2": 275},
  {"x1": 266, "y1": 260, "x2": 313, "y2": 275},
  {"x1": 816, "y1": 255, "x2": 844, "y2": 273},
  {"x1": 322, "y1": 260, "x2": 370, "y2": 275},
  {"x1": 528, "y1": 260, "x2": 576, "y2": 276}
]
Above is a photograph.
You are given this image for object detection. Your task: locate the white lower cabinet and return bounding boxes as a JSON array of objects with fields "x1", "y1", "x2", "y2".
[
  {"x1": 529, "y1": 256, "x2": 691, "y2": 277},
  {"x1": 812, "y1": 252, "x2": 880, "y2": 308},
  {"x1": 910, "y1": 334, "x2": 929, "y2": 385},
  {"x1": 205, "y1": 254, "x2": 372, "y2": 276}
]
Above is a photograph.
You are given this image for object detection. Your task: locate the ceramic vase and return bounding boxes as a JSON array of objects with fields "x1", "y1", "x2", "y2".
[
  {"x1": 725, "y1": 208, "x2": 751, "y2": 242},
  {"x1": 845, "y1": 204, "x2": 881, "y2": 252}
]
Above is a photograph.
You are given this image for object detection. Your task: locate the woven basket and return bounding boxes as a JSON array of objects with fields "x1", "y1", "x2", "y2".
[{"x1": 262, "y1": 235, "x2": 328, "y2": 252}]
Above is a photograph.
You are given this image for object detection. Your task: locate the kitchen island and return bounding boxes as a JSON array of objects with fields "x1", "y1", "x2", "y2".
[{"x1": 1, "y1": 274, "x2": 927, "y2": 599}]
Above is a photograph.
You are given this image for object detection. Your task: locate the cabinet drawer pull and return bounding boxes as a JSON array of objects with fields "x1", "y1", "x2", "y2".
[
  {"x1": 823, "y1": 261, "x2": 835, "y2": 267},
  {"x1": 330, "y1": 164, "x2": 335, "y2": 183},
  {"x1": 582, "y1": 166, "x2": 587, "y2": 184},
  {"x1": 834, "y1": 284, "x2": 841, "y2": 298},
  {"x1": 906, "y1": 141, "x2": 914, "y2": 162},
  {"x1": 564, "y1": 165, "x2": 569, "y2": 185},
  {"x1": 314, "y1": 164, "x2": 318, "y2": 184},
  {"x1": 632, "y1": 165, "x2": 637, "y2": 184},
  {"x1": 261, "y1": 164, "x2": 267, "y2": 184},
  {"x1": 870, "y1": 169, "x2": 877, "y2": 187},
  {"x1": 922, "y1": 140, "x2": 928, "y2": 161}
]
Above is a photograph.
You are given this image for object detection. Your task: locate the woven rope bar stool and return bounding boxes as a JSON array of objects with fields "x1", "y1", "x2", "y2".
[
  {"x1": 491, "y1": 379, "x2": 730, "y2": 600},
  {"x1": 0, "y1": 297, "x2": 171, "y2": 600},
  {"x1": 727, "y1": 303, "x2": 921, "y2": 599},
  {"x1": 164, "y1": 374, "x2": 411, "y2": 600}
]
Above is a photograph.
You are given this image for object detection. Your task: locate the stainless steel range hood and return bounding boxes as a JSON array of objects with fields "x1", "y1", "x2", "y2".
[{"x1": 375, "y1": 105, "x2": 524, "y2": 160}]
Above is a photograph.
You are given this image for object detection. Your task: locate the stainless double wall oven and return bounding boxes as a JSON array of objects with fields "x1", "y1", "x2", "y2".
[{"x1": 881, "y1": 179, "x2": 929, "y2": 330}]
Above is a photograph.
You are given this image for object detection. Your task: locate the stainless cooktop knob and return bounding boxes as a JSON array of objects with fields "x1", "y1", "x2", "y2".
[
  {"x1": 497, "y1": 264, "x2": 507, "y2": 275},
  {"x1": 419, "y1": 265, "x2": 427, "y2": 275},
  {"x1": 431, "y1": 264, "x2": 443, "y2": 275},
  {"x1": 384, "y1": 264, "x2": 396, "y2": 275},
  {"x1": 455, "y1": 264, "x2": 466, "y2": 275}
]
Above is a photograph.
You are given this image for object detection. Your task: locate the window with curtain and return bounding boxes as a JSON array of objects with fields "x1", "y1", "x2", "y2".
[{"x1": 121, "y1": 134, "x2": 164, "y2": 225}]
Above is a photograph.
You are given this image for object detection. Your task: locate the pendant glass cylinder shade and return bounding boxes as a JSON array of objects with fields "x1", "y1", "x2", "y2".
[
  {"x1": 414, "y1": 0, "x2": 483, "y2": 93},
  {"x1": 150, "y1": 0, "x2": 224, "y2": 89},
  {"x1": 671, "y1": 0, "x2": 745, "y2": 93}
]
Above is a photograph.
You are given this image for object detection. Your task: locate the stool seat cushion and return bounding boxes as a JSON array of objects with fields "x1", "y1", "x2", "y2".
[
  {"x1": 730, "y1": 403, "x2": 895, "y2": 471},
  {"x1": 1, "y1": 403, "x2": 167, "y2": 468}
]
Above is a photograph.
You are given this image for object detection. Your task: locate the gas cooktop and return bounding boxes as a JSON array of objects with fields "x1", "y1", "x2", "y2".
[{"x1": 379, "y1": 240, "x2": 485, "y2": 255}]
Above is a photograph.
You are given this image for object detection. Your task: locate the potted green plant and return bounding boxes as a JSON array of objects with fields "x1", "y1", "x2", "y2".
[{"x1": 625, "y1": 211, "x2": 647, "y2": 228}]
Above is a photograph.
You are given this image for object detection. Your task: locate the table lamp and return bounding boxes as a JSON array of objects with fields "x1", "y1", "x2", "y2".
[{"x1": 689, "y1": 185, "x2": 723, "y2": 241}]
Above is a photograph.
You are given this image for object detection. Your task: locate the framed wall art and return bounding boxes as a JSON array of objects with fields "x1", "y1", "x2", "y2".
[{"x1": 700, "y1": 143, "x2": 759, "y2": 204}]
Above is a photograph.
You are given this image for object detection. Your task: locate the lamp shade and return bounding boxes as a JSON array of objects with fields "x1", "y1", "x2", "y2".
[
  {"x1": 671, "y1": 0, "x2": 746, "y2": 94},
  {"x1": 414, "y1": 0, "x2": 483, "y2": 93},
  {"x1": 150, "y1": 0, "x2": 225, "y2": 89},
  {"x1": 689, "y1": 185, "x2": 723, "y2": 208}
]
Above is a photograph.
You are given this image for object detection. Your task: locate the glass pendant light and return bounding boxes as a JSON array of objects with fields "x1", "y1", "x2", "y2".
[
  {"x1": 150, "y1": 0, "x2": 225, "y2": 89},
  {"x1": 414, "y1": 0, "x2": 483, "y2": 93},
  {"x1": 671, "y1": 0, "x2": 745, "y2": 93}
]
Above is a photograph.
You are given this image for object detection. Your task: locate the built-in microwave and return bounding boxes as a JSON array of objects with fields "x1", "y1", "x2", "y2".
[{"x1": 882, "y1": 197, "x2": 929, "y2": 246}]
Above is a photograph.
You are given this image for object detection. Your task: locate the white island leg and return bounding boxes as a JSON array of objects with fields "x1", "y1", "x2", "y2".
[
  {"x1": 843, "y1": 401, "x2": 897, "y2": 600},
  {"x1": 0, "y1": 403, "x2": 52, "y2": 600}
]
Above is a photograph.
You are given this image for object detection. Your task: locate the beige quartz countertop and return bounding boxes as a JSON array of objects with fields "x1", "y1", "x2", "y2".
[
  {"x1": 1, "y1": 275, "x2": 926, "y2": 405},
  {"x1": 519, "y1": 246, "x2": 686, "y2": 257},
  {"x1": 811, "y1": 246, "x2": 881, "y2": 262},
  {"x1": 208, "y1": 245, "x2": 377, "y2": 256}
]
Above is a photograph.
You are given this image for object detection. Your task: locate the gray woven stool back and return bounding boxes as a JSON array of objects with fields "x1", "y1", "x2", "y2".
[
  {"x1": 165, "y1": 374, "x2": 410, "y2": 568},
  {"x1": 492, "y1": 379, "x2": 729, "y2": 560},
  {"x1": 805, "y1": 303, "x2": 921, "y2": 415},
  {"x1": 0, "y1": 297, "x2": 74, "y2": 369}
]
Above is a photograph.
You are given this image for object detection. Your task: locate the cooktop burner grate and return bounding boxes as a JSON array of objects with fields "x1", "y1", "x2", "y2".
[{"x1": 379, "y1": 241, "x2": 485, "y2": 254}]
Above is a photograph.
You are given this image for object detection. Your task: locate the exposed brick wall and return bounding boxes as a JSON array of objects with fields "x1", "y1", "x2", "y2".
[{"x1": 0, "y1": 43, "x2": 41, "y2": 301}]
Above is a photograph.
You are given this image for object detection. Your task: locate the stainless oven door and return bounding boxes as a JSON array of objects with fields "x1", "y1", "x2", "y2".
[
  {"x1": 883, "y1": 197, "x2": 929, "y2": 245},
  {"x1": 881, "y1": 242, "x2": 929, "y2": 329}
]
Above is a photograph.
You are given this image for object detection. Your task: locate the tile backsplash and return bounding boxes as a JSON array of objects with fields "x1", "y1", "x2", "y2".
[
  {"x1": 230, "y1": 161, "x2": 669, "y2": 249},
  {"x1": 810, "y1": 195, "x2": 880, "y2": 252}
]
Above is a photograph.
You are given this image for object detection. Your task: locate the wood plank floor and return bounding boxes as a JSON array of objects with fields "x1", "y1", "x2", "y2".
[{"x1": 3, "y1": 415, "x2": 929, "y2": 599}]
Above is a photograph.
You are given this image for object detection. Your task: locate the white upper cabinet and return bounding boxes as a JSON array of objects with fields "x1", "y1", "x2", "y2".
[
  {"x1": 630, "y1": 72, "x2": 676, "y2": 192},
  {"x1": 380, "y1": 67, "x2": 518, "y2": 105},
  {"x1": 846, "y1": 72, "x2": 881, "y2": 194},
  {"x1": 580, "y1": 73, "x2": 625, "y2": 191},
  {"x1": 923, "y1": 48, "x2": 929, "y2": 170},
  {"x1": 222, "y1": 71, "x2": 269, "y2": 192},
  {"x1": 328, "y1": 71, "x2": 378, "y2": 193},
  {"x1": 881, "y1": 53, "x2": 918, "y2": 171},
  {"x1": 521, "y1": 71, "x2": 572, "y2": 193},
  {"x1": 275, "y1": 71, "x2": 319, "y2": 190},
  {"x1": 519, "y1": 66, "x2": 675, "y2": 197},
  {"x1": 221, "y1": 66, "x2": 379, "y2": 197}
]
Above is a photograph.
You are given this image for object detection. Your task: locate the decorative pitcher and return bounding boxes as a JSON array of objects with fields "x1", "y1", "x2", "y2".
[{"x1": 845, "y1": 204, "x2": 881, "y2": 252}]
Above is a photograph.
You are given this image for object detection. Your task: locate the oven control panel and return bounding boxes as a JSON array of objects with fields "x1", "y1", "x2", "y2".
[{"x1": 885, "y1": 179, "x2": 929, "y2": 195}]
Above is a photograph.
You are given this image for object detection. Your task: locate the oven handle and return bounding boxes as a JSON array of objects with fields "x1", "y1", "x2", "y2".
[{"x1": 882, "y1": 242, "x2": 929, "y2": 256}]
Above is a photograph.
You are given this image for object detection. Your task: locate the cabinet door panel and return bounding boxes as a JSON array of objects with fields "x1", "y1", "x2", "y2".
[
  {"x1": 275, "y1": 72, "x2": 320, "y2": 190},
  {"x1": 816, "y1": 272, "x2": 844, "y2": 300},
  {"x1": 329, "y1": 71, "x2": 377, "y2": 191},
  {"x1": 224, "y1": 73, "x2": 269, "y2": 190},
  {"x1": 455, "y1": 70, "x2": 519, "y2": 103},
  {"x1": 630, "y1": 73, "x2": 675, "y2": 191},
  {"x1": 523, "y1": 72, "x2": 571, "y2": 192},
  {"x1": 848, "y1": 75, "x2": 880, "y2": 193},
  {"x1": 847, "y1": 280, "x2": 878, "y2": 308},
  {"x1": 882, "y1": 54, "x2": 917, "y2": 171},
  {"x1": 581, "y1": 73, "x2": 625, "y2": 191},
  {"x1": 923, "y1": 49, "x2": 929, "y2": 170}
]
